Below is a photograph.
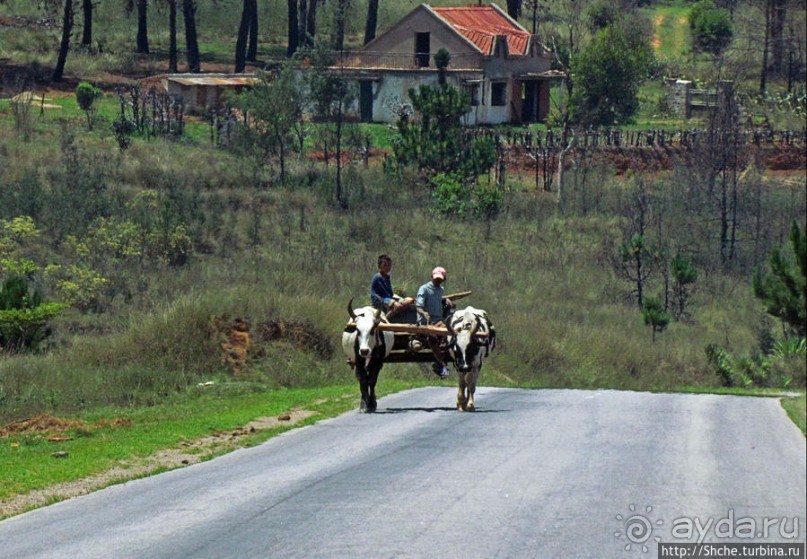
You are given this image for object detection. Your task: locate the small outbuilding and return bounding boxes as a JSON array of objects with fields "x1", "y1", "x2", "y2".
[{"x1": 163, "y1": 73, "x2": 258, "y2": 111}]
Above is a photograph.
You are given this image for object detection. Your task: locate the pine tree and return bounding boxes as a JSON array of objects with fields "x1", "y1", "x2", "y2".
[{"x1": 753, "y1": 221, "x2": 807, "y2": 337}]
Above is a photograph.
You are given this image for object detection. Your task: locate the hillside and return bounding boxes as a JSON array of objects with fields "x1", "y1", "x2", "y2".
[{"x1": 0, "y1": 0, "x2": 803, "y2": 406}]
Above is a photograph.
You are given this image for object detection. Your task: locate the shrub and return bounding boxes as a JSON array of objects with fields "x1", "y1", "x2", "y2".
[
  {"x1": 642, "y1": 296, "x2": 670, "y2": 342},
  {"x1": 0, "y1": 276, "x2": 66, "y2": 351},
  {"x1": 76, "y1": 81, "x2": 102, "y2": 131},
  {"x1": 753, "y1": 221, "x2": 806, "y2": 338},
  {"x1": 688, "y1": 1, "x2": 733, "y2": 56}
]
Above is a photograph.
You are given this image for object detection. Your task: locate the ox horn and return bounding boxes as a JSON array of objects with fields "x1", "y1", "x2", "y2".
[
  {"x1": 347, "y1": 297, "x2": 357, "y2": 320},
  {"x1": 470, "y1": 316, "x2": 481, "y2": 336}
]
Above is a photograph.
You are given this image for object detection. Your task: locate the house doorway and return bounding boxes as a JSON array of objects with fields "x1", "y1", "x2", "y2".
[
  {"x1": 359, "y1": 81, "x2": 373, "y2": 122},
  {"x1": 521, "y1": 81, "x2": 540, "y2": 123}
]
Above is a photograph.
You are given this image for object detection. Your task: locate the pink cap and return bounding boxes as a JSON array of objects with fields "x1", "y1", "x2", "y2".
[{"x1": 431, "y1": 266, "x2": 447, "y2": 280}]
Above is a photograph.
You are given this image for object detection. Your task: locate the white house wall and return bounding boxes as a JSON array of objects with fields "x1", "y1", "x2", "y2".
[{"x1": 365, "y1": 71, "x2": 511, "y2": 125}]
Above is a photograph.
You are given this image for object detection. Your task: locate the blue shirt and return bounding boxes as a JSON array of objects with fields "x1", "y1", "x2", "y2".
[
  {"x1": 370, "y1": 272, "x2": 394, "y2": 309},
  {"x1": 416, "y1": 281, "x2": 444, "y2": 324}
]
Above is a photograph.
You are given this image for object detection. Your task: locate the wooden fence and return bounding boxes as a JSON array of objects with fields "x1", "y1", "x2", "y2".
[{"x1": 475, "y1": 127, "x2": 807, "y2": 150}]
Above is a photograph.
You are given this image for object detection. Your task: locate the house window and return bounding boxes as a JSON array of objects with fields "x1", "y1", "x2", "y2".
[
  {"x1": 491, "y1": 82, "x2": 507, "y2": 106},
  {"x1": 464, "y1": 82, "x2": 481, "y2": 106},
  {"x1": 415, "y1": 32, "x2": 430, "y2": 67}
]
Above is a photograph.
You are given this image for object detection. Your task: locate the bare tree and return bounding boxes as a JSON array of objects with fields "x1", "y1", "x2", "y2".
[
  {"x1": 364, "y1": 0, "x2": 378, "y2": 44},
  {"x1": 235, "y1": 0, "x2": 258, "y2": 72},
  {"x1": 183, "y1": 0, "x2": 200, "y2": 72},
  {"x1": 506, "y1": 0, "x2": 522, "y2": 19},
  {"x1": 136, "y1": 0, "x2": 149, "y2": 54},
  {"x1": 81, "y1": 0, "x2": 93, "y2": 46},
  {"x1": 53, "y1": 0, "x2": 74, "y2": 82},
  {"x1": 247, "y1": 0, "x2": 258, "y2": 61},
  {"x1": 333, "y1": 0, "x2": 350, "y2": 50},
  {"x1": 287, "y1": 0, "x2": 299, "y2": 56},
  {"x1": 303, "y1": 0, "x2": 318, "y2": 47},
  {"x1": 167, "y1": 0, "x2": 178, "y2": 72},
  {"x1": 612, "y1": 178, "x2": 658, "y2": 308}
]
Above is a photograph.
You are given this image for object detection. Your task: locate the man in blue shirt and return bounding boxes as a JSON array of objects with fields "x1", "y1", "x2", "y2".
[
  {"x1": 416, "y1": 266, "x2": 455, "y2": 378},
  {"x1": 370, "y1": 254, "x2": 413, "y2": 320}
]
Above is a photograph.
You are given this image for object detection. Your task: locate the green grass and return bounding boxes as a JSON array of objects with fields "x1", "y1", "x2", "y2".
[
  {"x1": 781, "y1": 394, "x2": 807, "y2": 435},
  {"x1": 644, "y1": 1, "x2": 692, "y2": 62},
  {"x1": 0, "y1": 380, "x2": 434, "y2": 513}
]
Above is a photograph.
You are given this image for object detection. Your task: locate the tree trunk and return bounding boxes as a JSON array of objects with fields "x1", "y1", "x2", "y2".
[
  {"x1": 53, "y1": 0, "x2": 74, "y2": 82},
  {"x1": 333, "y1": 0, "x2": 348, "y2": 50},
  {"x1": 81, "y1": 0, "x2": 92, "y2": 46},
  {"x1": 760, "y1": 0, "x2": 771, "y2": 94},
  {"x1": 770, "y1": 0, "x2": 786, "y2": 76},
  {"x1": 183, "y1": 0, "x2": 200, "y2": 73},
  {"x1": 168, "y1": 0, "x2": 178, "y2": 72},
  {"x1": 506, "y1": 0, "x2": 521, "y2": 20},
  {"x1": 247, "y1": 0, "x2": 258, "y2": 61},
  {"x1": 287, "y1": 0, "x2": 299, "y2": 56},
  {"x1": 235, "y1": 0, "x2": 250, "y2": 72},
  {"x1": 364, "y1": 0, "x2": 378, "y2": 45},
  {"x1": 306, "y1": 0, "x2": 317, "y2": 47},
  {"x1": 298, "y1": 0, "x2": 308, "y2": 49},
  {"x1": 136, "y1": 0, "x2": 149, "y2": 54}
]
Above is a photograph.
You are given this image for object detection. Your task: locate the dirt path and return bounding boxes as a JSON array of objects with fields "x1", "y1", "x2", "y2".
[{"x1": 652, "y1": 14, "x2": 665, "y2": 50}]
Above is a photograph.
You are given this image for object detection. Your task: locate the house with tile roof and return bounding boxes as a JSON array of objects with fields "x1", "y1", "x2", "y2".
[{"x1": 338, "y1": 3, "x2": 556, "y2": 125}]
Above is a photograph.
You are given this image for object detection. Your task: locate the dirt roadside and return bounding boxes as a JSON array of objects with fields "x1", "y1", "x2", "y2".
[{"x1": 0, "y1": 409, "x2": 316, "y2": 519}]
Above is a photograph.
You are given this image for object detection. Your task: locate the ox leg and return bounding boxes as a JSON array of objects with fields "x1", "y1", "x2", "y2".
[
  {"x1": 466, "y1": 369, "x2": 479, "y2": 412},
  {"x1": 456, "y1": 372, "x2": 467, "y2": 411},
  {"x1": 355, "y1": 364, "x2": 371, "y2": 413},
  {"x1": 366, "y1": 364, "x2": 381, "y2": 413}
]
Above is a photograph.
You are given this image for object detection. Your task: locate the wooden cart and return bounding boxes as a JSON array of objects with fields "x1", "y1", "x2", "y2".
[{"x1": 371, "y1": 290, "x2": 473, "y2": 364}]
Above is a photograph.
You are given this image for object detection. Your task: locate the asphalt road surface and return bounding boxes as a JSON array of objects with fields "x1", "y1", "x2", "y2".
[{"x1": 1, "y1": 388, "x2": 804, "y2": 559}]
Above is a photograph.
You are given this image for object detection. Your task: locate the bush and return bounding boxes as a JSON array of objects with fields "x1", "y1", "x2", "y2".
[
  {"x1": 570, "y1": 23, "x2": 656, "y2": 125},
  {"x1": 688, "y1": 1, "x2": 733, "y2": 56},
  {"x1": 75, "y1": 81, "x2": 102, "y2": 130},
  {"x1": 0, "y1": 276, "x2": 66, "y2": 351}
]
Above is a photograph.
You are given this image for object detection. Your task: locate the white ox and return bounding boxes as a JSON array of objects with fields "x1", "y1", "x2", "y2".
[
  {"x1": 342, "y1": 299, "x2": 395, "y2": 413},
  {"x1": 447, "y1": 306, "x2": 496, "y2": 411}
]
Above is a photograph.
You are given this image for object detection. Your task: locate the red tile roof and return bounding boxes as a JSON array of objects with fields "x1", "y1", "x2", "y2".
[{"x1": 432, "y1": 5, "x2": 530, "y2": 56}]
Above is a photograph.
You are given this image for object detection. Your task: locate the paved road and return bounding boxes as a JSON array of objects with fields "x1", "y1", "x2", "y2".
[{"x1": 0, "y1": 388, "x2": 804, "y2": 559}]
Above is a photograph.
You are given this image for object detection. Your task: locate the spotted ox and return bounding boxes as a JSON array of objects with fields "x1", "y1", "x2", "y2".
[
  {"x1": 342, "y1": 299, "x2": 395, "y2": 413},
  {"x1": 447, "y1": 306, "x2": 496, "y2": 412}
]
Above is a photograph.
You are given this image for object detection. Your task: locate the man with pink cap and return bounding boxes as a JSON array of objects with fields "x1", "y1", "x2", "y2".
[{"x1": 416, "y1": 266, "x2": 455, "y2": 378}]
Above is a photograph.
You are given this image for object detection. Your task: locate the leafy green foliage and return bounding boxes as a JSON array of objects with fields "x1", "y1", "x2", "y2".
[
  {"x1": 671, "y1": 253, "x2": 698, "y2": 320},
  {"x1": 433, "y1": 48, "x2": 450, "y2": 69},
  {"x1": 392, "y1": 83, "x2": 498, "y2": 218},
  {"x1": 230, "y1": 65, "x2": 303, "y2": 183},
  {"x1": 688, "y1": 0, "x2": 733, "y2": 56},
  {"x1": 585, "y1": 0, "x2": 618, "y2": 32},
  {"x1": 753, "y1": 221, "x2": 807, "y2": 337},
  {"x1": 570, "y1": 24, "x2": 656, "y2": 125},
  {"x1": 705, "y1": 341, "x2": 804, "y2": 389},
  {"x1": 0, "y1": 276, "x2": 65, "y2": 351},
  {"x1": 642, "y1": 295, "x2": 670, "y2": 341},
  {"x1": 75, "y1": 82, "x2": 102, "y2": 131},
  {"x1": 393, "y1": 84, "x2": 495, "y2": 181}
]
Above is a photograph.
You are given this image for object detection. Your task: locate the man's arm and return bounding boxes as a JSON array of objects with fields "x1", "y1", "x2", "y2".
[{"x1": 415, "y1": 286, "x2": 430, "y2": 322}]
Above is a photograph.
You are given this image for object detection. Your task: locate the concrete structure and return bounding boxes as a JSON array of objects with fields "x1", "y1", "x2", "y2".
[
  {"x1": 337, "y1": 3, "x2": 556, "y2": 124},
  {"x1": 164, "y1": 74, "x2": 258, "y2": 112}
]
